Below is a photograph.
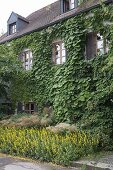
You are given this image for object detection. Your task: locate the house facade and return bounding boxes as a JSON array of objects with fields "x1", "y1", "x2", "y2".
[{"x1": 0, "y1": 0, "x2": 113, "y2": 121}]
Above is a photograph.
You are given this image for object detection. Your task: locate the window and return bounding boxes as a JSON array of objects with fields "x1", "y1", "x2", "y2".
[
  {"x1": 97, "y1": 33, "x2": 109, "y2": 55},
  {"x1": 70, "y1": 0, "x2": 75, "y2": 9},
  {"x1": 86, "y1": 32, "x2": 109, "y2": 60},
  {"x1": 17, "y1": 102, "x2": 37, "y2": 114},
  {"x1": 9, "y1": 23, "x2": 16, "y2": 34},
  {"x1": 52, "y1": 41, "x2": 66, "y2": 64},
  {"x1": 24, "y1": 102, "x2": 35, "y2": 114},
  {"x1": 62, "y1": 0, "x2": 83, "y2": 13},
  {"x1": 63, "y1": 0, "x2": 75, "y2": 12},
  {"x1": 21, "y1": 50, "x2": 33, "y2": 70},
  {"x1": 86, "y1": 32, "x2": 97, "y2": 60}
]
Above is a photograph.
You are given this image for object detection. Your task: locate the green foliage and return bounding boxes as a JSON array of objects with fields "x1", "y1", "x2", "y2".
[
  {"x1": 1, "y1": 2, "x2": 113, "y2": 146},
  {"x1": 0, "y1": 42, "x2": 34, "y2": 113},
  {"x1": 0, "y1": 44, "x2": 26, "y2": 105}
]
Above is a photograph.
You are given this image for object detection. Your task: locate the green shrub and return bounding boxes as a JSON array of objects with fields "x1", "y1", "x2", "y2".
[{"x1": 78, "y1": 107, "x2": 113, "y2": 150}]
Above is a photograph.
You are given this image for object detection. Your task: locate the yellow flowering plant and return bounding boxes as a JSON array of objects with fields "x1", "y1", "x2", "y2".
[{"x1": 0, "y1": 127, "x2": 99, "y2": 165}]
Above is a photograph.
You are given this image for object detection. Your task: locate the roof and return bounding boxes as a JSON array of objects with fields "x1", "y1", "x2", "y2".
[
  {"x1": 0, "y1": 0, "x2": 112, "y2": 44},
  {"x1": 15, "y1": 12, "x2": 29, "y2": 23},
  {"x1": 7, "y1": 11, "x2": 29, "y2": 23}
]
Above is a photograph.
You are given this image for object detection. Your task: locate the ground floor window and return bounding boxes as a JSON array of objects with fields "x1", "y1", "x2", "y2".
[
  {"x1": 18, "y1": 102, "x2": 36, "y2": 114},
  {"x1": 24, "y1": 102, "x2": 35, "y2": 114}
]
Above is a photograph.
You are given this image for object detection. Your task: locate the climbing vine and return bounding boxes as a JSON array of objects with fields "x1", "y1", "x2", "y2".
[{"x1": 1, "y1": 2, "x2": 113, "y2": 144}]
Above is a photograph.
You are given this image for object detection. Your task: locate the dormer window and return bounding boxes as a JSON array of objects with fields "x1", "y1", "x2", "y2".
[
  {"x1": 61, "y1": 0, "x2": 79, "y2": 13},
  {"x1": 9, "y1": 22, "x2": 16, "y2": 35},
  {"x1": 70, "y1": 0, "x2": 75, "y2": 9},
  {"x1": 61, "y1": 0, "x2": 83, "y2": 13},
  {"x1": 7, "y1": 12, "x2": 29, "y2": 36},
  {"x1": 63, "y1": 0, "x2": 75, "y2": 12}
]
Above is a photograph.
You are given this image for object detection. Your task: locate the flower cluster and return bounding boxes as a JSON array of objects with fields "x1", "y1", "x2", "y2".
[{"x1": 0, "y1": 127, "x2": 99, "y2": 165}]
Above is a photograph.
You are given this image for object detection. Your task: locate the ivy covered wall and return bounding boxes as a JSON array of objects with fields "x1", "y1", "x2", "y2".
[{"x1": 1, "y1": 3, "x2": 113, "y2": 129}]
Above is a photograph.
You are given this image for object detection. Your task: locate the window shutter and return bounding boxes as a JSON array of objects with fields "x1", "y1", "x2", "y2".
[{"x1": 86, "y1": 32, "x2": 97, "y2": 60}]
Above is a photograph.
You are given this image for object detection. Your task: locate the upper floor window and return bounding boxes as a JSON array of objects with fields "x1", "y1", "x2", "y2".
[
  {"x1": 97, "y1": 33, "x2": 109, "y2": 55},
  {"x1": 63, "y1": 0, "x2": 75, "y2": 12},
  {"x1": 61, "y1": 0, "x2": 84, "y2": 13},
  {"x1": 9, "y1": 22, "x2": 16, "y2": 35},
  {"x1": 7, "y1": 12, "x2": 29, "y2": 36},
  {"x1": 20, "y1": 49, "x2": 33, "y2": 70},
  {"x1": 86, "y1": 32, "x2": 109, "y2": 60},
  {"x1": 52, "y1": 41, "x2": 66, "y2": 65},
  {"x1": 70, "y1": 0, "x2": 75, "y2": 9}
]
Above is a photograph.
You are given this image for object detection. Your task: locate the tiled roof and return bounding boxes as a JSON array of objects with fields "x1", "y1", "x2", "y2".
[
  {"x1": 0, "y1": 0, "x2": 60, "y2": 43},
  {"x1": 0, "y1": 0, "x2": 112, "y2": 44}
]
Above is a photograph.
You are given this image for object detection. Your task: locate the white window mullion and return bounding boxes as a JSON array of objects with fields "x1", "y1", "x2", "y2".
[
  {"x1": 20, "y1": 49, "x2": 33, "y2": 70},
  {"x1": 52, "y1": 41, "x2": 66, "y2": 65}
]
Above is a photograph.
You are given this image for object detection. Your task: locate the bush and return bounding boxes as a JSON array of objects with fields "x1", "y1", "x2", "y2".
[
  {"x1": 0, "y1": 127, "x2": 99, "y2": 165},
  {"x1": 0, "y1": 113, "x2": 53, "y2": 128},
  {"x1": 78, "y1": 107, "x2": 113, "y2": 150}
]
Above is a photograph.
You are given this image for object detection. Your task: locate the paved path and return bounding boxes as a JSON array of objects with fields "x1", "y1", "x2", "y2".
[
  {"x1": 0, "y1": 155, "x2": 78, "y2": 170},
  {"x1": 1, "y1": 153, "x2": 113, "y2": 170},
  {"x1": 72, "y1": 154, "x2": 113, "y2": 170},
  {"x1": 99, "y1": 155, "x2": 113, "y2": 166}
]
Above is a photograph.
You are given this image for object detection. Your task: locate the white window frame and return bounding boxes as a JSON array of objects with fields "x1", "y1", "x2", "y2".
[
  {"x1": 69, "y1": 0, "x2": 75, "y2": 9},
  {"x1": 9, "y1": 23, "x2": 16, "y2": 34},
  {"x1": 63, "y1": 0, "x2": 75, "y2": 12},
  {"x1": 97, "y1": 33, "x2": 109, "y2": 55},
  {"x1": 52, "y1": 40, "x2": 66, "y2": 65},
  {"x1": 21, "y1": 49, "x2": 33, "y2": 70}
]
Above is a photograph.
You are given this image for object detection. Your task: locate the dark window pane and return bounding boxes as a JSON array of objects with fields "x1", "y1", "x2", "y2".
[
  {"x1": 25, "y1": 104, "x2": 29, "y2": 110},
  {"x1": 86, "y1": 32, "x2": 97, "y2": 59},
  {"x1": 31, "y1": 103, "x2": 34, "y2": 110}
]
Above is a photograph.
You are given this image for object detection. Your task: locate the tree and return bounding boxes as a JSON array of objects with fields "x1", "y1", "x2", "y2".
[{"x1": 0, "y1": 43, "x2": 24, "y2": 113}]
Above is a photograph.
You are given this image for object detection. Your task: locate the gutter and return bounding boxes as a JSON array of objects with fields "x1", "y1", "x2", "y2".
[{"x1": 0, "y1": 0, "x2": 113, "y2": 44}]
